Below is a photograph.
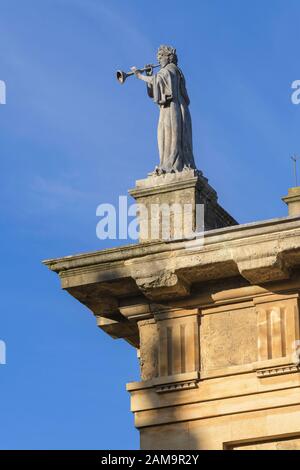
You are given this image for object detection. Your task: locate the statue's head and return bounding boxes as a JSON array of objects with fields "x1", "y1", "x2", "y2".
[{"x1": 157, "y1": 45, "x2": 178, "y2": 67}]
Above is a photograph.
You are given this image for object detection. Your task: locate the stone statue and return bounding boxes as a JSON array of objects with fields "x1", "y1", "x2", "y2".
[{"x1": 131, "y1": 45, "x2": 197, "y2": 175}]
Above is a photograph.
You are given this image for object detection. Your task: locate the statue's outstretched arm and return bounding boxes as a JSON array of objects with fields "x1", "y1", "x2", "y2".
[{"x1": 131, "y1": 67, "x2": 153, "y2": 84}]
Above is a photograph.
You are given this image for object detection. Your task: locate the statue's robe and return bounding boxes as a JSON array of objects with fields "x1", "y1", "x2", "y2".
[{"x1": 148, "y1": 63, "x2": 196, "y2": 173}]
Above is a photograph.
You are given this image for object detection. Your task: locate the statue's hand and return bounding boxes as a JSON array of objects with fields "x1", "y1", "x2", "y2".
[
  {"x1": 145, "y1": 64, "x2": 153, "y2": 76},
  {"x1": 131, "y1": 66, "x2": 142, "y2": 78}
]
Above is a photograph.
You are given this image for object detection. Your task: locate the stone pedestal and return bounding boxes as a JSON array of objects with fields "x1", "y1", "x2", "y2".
[{"x1": 129, "y1": 170, "x2": 237, "y2": 242}]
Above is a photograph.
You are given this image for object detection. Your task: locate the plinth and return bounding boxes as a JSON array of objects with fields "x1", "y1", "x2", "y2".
[{"x1": 129, "y1": 169, "x2": 237, "y2": 242}]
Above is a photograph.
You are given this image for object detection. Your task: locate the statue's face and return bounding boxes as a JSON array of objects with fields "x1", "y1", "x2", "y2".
[{"x1": 157, "y1": 52, "x2": 168, "y2": 67}]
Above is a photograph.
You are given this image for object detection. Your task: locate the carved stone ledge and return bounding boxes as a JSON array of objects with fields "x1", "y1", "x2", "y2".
[
  {"x1": 134, "y1": 270, "x2": 190, "y2": 301},
  {"x1": 156, "y1": 380, "x2": 198, "y2": 393},
  {"x1": 66, "y1": 286, "x2": 120, "y2": 318},
  {"x1": 126, "y1": 371, "x2": 200, "y2": 392},
  {"x1": 66, "y1": 287, "x2": 140, "y2": 347},
  {"x1": 119, "y1": 302, "x2": 152, "y2": 321},
  {"x1": 44, "y1": 217, "x2": 300, "y2": 352},
  {"x1": 236, "y1": 253, "x2": 290, "y2": 284},
  {"x1": 97, "y1": 316, "x2": 139, "y2": 348},
  {"x1": 256, "y1": 364, "x2": 300, "y2": 378}
]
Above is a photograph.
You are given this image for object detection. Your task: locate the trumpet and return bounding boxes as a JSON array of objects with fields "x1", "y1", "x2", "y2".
[{"x1": 116, "y1": 64, "x2": 160, "y2": 84}]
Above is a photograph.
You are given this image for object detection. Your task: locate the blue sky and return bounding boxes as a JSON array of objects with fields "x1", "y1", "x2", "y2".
[{"x1": 1, "y1": 0, "x2": 300, "y2": 449}]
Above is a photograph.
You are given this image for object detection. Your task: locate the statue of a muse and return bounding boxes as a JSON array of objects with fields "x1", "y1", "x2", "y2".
[{"x1": 131, "y1": 45, "x2": 197, "y2": 175}]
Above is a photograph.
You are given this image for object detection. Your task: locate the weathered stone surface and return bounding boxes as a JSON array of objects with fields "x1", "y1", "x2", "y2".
[
  {"x1": 44, "y1": 198, "x2": 300, "y2": 449},
  {"x1": 230, "y1": 436, "x2": 300, "y2": 450},
  {"x1": 200, "y1": 307, "x2": 257, "y2": 370},
  {"x1": 236, "y1": 249, "x2": 290, "y2": 283},
  {"x1": 135, "y1": 270, "x2": 190, "y2": 301},
  {"x1": 282, "y1": 186, "x2": 300, "y2": 216},
  {"x1": 45, "y1": 215, "x2": 300, "y2": 302},
  {"x1": 129, "y1": 169, "x2": 237, "y2": 242},
  {"x1": 97, "y1": 316, "x2": 139, "y2": 348},
  {"x1": 138, "y1": 319, "x2": 158, "y2": 380}
]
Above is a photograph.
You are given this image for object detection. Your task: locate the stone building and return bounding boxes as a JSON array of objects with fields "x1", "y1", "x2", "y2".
[{"x1": 44, "y1": 170, "x2": 300, "y2": 450}]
